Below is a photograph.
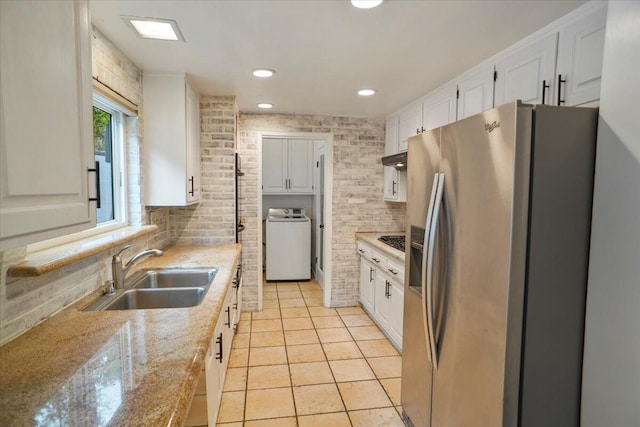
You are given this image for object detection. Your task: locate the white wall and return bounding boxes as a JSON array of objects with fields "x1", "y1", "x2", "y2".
[{"x1": 581, "y1": 2, "x2": 640, "y2": 426}]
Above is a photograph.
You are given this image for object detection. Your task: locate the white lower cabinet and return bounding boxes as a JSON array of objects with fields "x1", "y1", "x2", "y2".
[
  {"x1": 359, "y1": 257, "x2": 376, "y2": 314},
  {"x1": 204, "y1": 281, "x2": 236, "y2": 426},
  {"x1": 357, "y1": 241, "x2": 404, "y2": 350}
]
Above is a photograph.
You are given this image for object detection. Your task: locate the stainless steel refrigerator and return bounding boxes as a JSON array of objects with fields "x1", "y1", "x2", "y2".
[{"x1": 401, "y1": 102, "x2": 598, "y2": 427}]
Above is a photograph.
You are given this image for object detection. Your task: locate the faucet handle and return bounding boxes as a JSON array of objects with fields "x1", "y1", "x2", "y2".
[{"x1": 114, "y1": 244, "x2": 131, "y2": 259}]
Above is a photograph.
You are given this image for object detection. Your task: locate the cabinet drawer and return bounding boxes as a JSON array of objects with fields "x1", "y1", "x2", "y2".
[
  {"x1": 370, "y1": 249, "x2": 388, "y2": 271},
  {"x1": 357, "y1": 241, "x2": 372, "y2": 261},
  {"x1": 386, "y1": 257, "x2": 404, "y2": 282}
]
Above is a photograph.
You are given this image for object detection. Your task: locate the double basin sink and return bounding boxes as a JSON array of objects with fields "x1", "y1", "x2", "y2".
[{"x1": 85, "y1": 268, "x2": 218, "y2": 311}]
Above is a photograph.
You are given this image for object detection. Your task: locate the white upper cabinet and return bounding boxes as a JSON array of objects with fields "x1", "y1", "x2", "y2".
[
  {"x1": 262, "y1": 138, "x2": 314, "y2": 194},
  {"x1": 0, "y1": 0, "x2": 94, "y2": 251},
  {"x1": 398, "y1": 104, "x2": 423, "y2": 152},
  {"x1": 262, "y1": 138, "x2": 288, "y2": 193},
  {"x1": 422, "y1": 83, "x2": 458, "y2": 132},
  {"x1": 144, "y1": 74, "x2": 201, "y2": 206},
  {"x1": 384, "y1": 117, "x2": 400, "y2": 156},
  {"x1": 556, "y1": 3, "x2": 607, "y2": 106},
  {"x1": 457, "y1": 65, "x2": 495, "y2": 119},
  {"x1": 287, "y1": 140, "x2": 314, "y2": 193},
  {"x1": 383, "y1": 168, "x2": 407, "y2": 203},
  {"x1": 494, "y1": 32, "x2": 559, "y2": 106}
]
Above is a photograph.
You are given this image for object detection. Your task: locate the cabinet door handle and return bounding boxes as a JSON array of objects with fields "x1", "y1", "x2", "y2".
[
  {"x1": 541, "y1": 80, "x2": 550, "y2": 104},
  {"x1": 372, "y1": 257, "x2": 380, "y2": 263},
  {"x1": 188, "y1": 176, "x2": 195, "y2": 196},
  {"x1": 385, "y1": 280, "x2": 390, "y2": 298},
  {"x1": 370, "y1": 267, "x2": 374, "y2": 282},
  {"x1": 421, "y1": 126, "x2": 425, "y2": 132},
  {"x1": 416, "y1": 127, "x2": 420, "y2": 134},
  {"x1": 392, "y1": 180, "x2": 397, "y2": 195},
  {"x1": 87, "y1": 161, "x2": 101, "y2": 208},
  {"x1": 215, "y1": 333, "x2": 223, "y2": 362},
  {"x1": 225, "y1": 307, "x2": 231, "y2": 327},
  {"x1": 358, "y1": 249, "x2": 365, "y2": 254},
  {"x1": 557, "y1": 74, "x2": 566, "y2": 105},
  {"x1": 387, "y1": 268, "x2": 398, "y2": 275}
]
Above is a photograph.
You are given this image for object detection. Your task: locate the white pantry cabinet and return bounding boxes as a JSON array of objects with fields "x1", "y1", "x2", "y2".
[
  {"x1": 0, "y1": 0, "x2": 95, "y2": 251},
  {"x1": 262, "y1": 138, "x2": 314, "y2": 194},
  {"x1": 144, "y1": 74, "x2": 201, "y2": 206},
  {"x1": 556, "y1": 3, "x2": 607, "y2": 106}
]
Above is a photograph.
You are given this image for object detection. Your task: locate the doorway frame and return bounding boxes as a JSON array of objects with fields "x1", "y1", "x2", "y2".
[{"x1": 257, "y1": 131, "x2": 334, "y2": 310}]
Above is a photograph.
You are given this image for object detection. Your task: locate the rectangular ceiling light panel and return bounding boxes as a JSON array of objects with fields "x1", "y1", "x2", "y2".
[{"x1": 122, "y1": 16, "x2": 184, "y2": 41}]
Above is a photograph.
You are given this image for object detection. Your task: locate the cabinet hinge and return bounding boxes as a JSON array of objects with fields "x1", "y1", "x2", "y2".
[{"x1": 493, "y1": 70, "x2": 498, "y2": 82}]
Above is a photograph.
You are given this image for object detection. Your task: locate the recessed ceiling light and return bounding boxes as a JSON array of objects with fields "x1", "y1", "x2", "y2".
[
  {"x1": 351, "y1": 0, "x2": 383, "y2": 9},
  {"x1": 257, "y1": 103, "x2": 273, "y2": 109},
  {"x1": 358, "y1": 89, "x2": 376, "y2": 96},
  {"x1": 122, "y1": 16, "x2": 184, "y2": 41},
  {"x1": 252, "y1": 68, "x2": 276, "y2": 78}
]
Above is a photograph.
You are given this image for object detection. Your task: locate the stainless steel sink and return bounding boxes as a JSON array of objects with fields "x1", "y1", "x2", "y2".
[
  {"x1": 128, "y1": 268, "x2": 218, "y2": 289},
  {"x1": 85, "y1": 267, "x2": 218, "y2": 311},
  {"x1": 101, "y1": 288, "x2": 206, "y2": 310}
]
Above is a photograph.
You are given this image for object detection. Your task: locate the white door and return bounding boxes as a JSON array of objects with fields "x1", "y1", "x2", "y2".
[
  {"x1": 422, "y1": 84, "x2": 458, "y2": 132},
  {"x1": 185, "y1": 83, "x2": 200, "y2": 203},
  {"x1": 398, "y1": 104, "x2": 422, "y2": 152},
  {"x1": 288, "y1": 139, "x2": 314, "y2": 193},
  {"x1": 314, "y1": 142, "x2": 326, "y2": 288},
  {"x1": 457, "y1": 65, "x2": 495, "y2": 119},
  {"x1": 494, "y1": 32, "x2": 558, "y2": 106},
  {"x1": 0, "y1": 0, "x2": 95, "y2": 250},
  {"x1": 262, "y1": 138, "x2": 287, "y2": 193},
  {"x1": 359, "y1": 257, "x2": 375, "y2": 313},
  {"x1": 556, "y1": 4, "x2": 607, "y2": 106}
]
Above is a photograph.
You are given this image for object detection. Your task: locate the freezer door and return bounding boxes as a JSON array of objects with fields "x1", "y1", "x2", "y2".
[
  {"x1": 401, "y1": 129, "x2": 440, "y2": 427},
  {"x1": 429, "y1": 103, "x2": 532, "y2": 427}
]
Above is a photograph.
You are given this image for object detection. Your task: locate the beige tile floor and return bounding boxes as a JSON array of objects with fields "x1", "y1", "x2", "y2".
[{"x1": 195, "y1": 279, "x2": 406, "y2": 427}]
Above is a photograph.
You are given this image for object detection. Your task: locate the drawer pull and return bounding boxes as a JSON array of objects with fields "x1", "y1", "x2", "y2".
[
  {"x1": 372, "y1": 257, "x2": 380, "y2": 263},
  {"x1": 388, "y1": 268, "x2": 398, "y2": 275},
  {"x1": 358, "y1": 249, "x2": 365, "y2": 254}
]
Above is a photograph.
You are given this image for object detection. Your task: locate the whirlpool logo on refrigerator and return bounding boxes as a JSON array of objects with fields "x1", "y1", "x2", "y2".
[{"x1": 484, "y1": 121, "x2": 500, "y2": 133}]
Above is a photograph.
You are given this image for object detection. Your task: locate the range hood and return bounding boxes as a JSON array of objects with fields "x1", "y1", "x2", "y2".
[{"x1": 382, "y1": 151, "x2": 407, "y2": 170}]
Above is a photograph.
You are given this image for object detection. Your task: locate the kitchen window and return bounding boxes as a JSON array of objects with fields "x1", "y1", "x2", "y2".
[{"x1": 93, "y1": 94, "x2": 127, "y2": 226}]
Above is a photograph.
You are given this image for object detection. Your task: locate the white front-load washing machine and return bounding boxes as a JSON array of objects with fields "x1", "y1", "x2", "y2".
[{"x1": 266, "y1": 208, "x2": 311, "y2": 281}]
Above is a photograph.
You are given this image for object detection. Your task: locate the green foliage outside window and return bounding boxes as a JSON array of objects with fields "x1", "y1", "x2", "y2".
[{"x1": 93, "y1": 107, "x2": 110, "y2": 154}]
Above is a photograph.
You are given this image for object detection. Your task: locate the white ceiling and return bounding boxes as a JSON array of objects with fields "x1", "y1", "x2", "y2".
[{"x1": 91, "y1": 0, "x2": 586, "y2": 118}]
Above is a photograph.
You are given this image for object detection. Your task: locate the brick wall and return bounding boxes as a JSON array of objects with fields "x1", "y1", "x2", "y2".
[
  {"x1": 0, "y1": 27, "x2": 169, "y2": 345},
  {"x1": 237, "y1": 114, "x2": 406, "y2": 309},
  {"x1": 168, "y1": 96, "x2": 237, "y2": 245}
]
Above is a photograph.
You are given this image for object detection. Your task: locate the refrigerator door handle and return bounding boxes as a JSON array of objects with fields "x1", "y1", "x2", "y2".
[
  {"x1": 426, "y1": 172, "x2": 445, "y2": 369},
  {"x1": 421, "y1": 174, "x2": 441, "y2": 363}
]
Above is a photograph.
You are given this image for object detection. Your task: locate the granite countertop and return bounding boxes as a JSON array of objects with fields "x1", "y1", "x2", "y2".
[
  {"x1": 355, "y1": 232, "x2": 405, "y2": 261},
  {"x1": 0, "y1": 243, "x2": 241, "y2": 427}
]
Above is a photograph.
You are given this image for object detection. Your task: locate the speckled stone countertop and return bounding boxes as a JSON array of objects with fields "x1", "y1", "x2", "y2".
[
  {"x1": 0, "y1": 243, "x2": 241, "y2": 427},
  {"x1": 355, "y1": 232, "x2": 405, "y2": 261}
]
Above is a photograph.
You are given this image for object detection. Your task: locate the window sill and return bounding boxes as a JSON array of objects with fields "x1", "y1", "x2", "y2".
[{"x1": 7, "y1": 225, "x2": 158, "y2": 277}]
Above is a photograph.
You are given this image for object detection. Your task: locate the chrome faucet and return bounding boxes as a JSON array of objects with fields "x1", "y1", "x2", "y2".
[{"x1": 112, "y1": 245, "x2": 164, "y2": 289}]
